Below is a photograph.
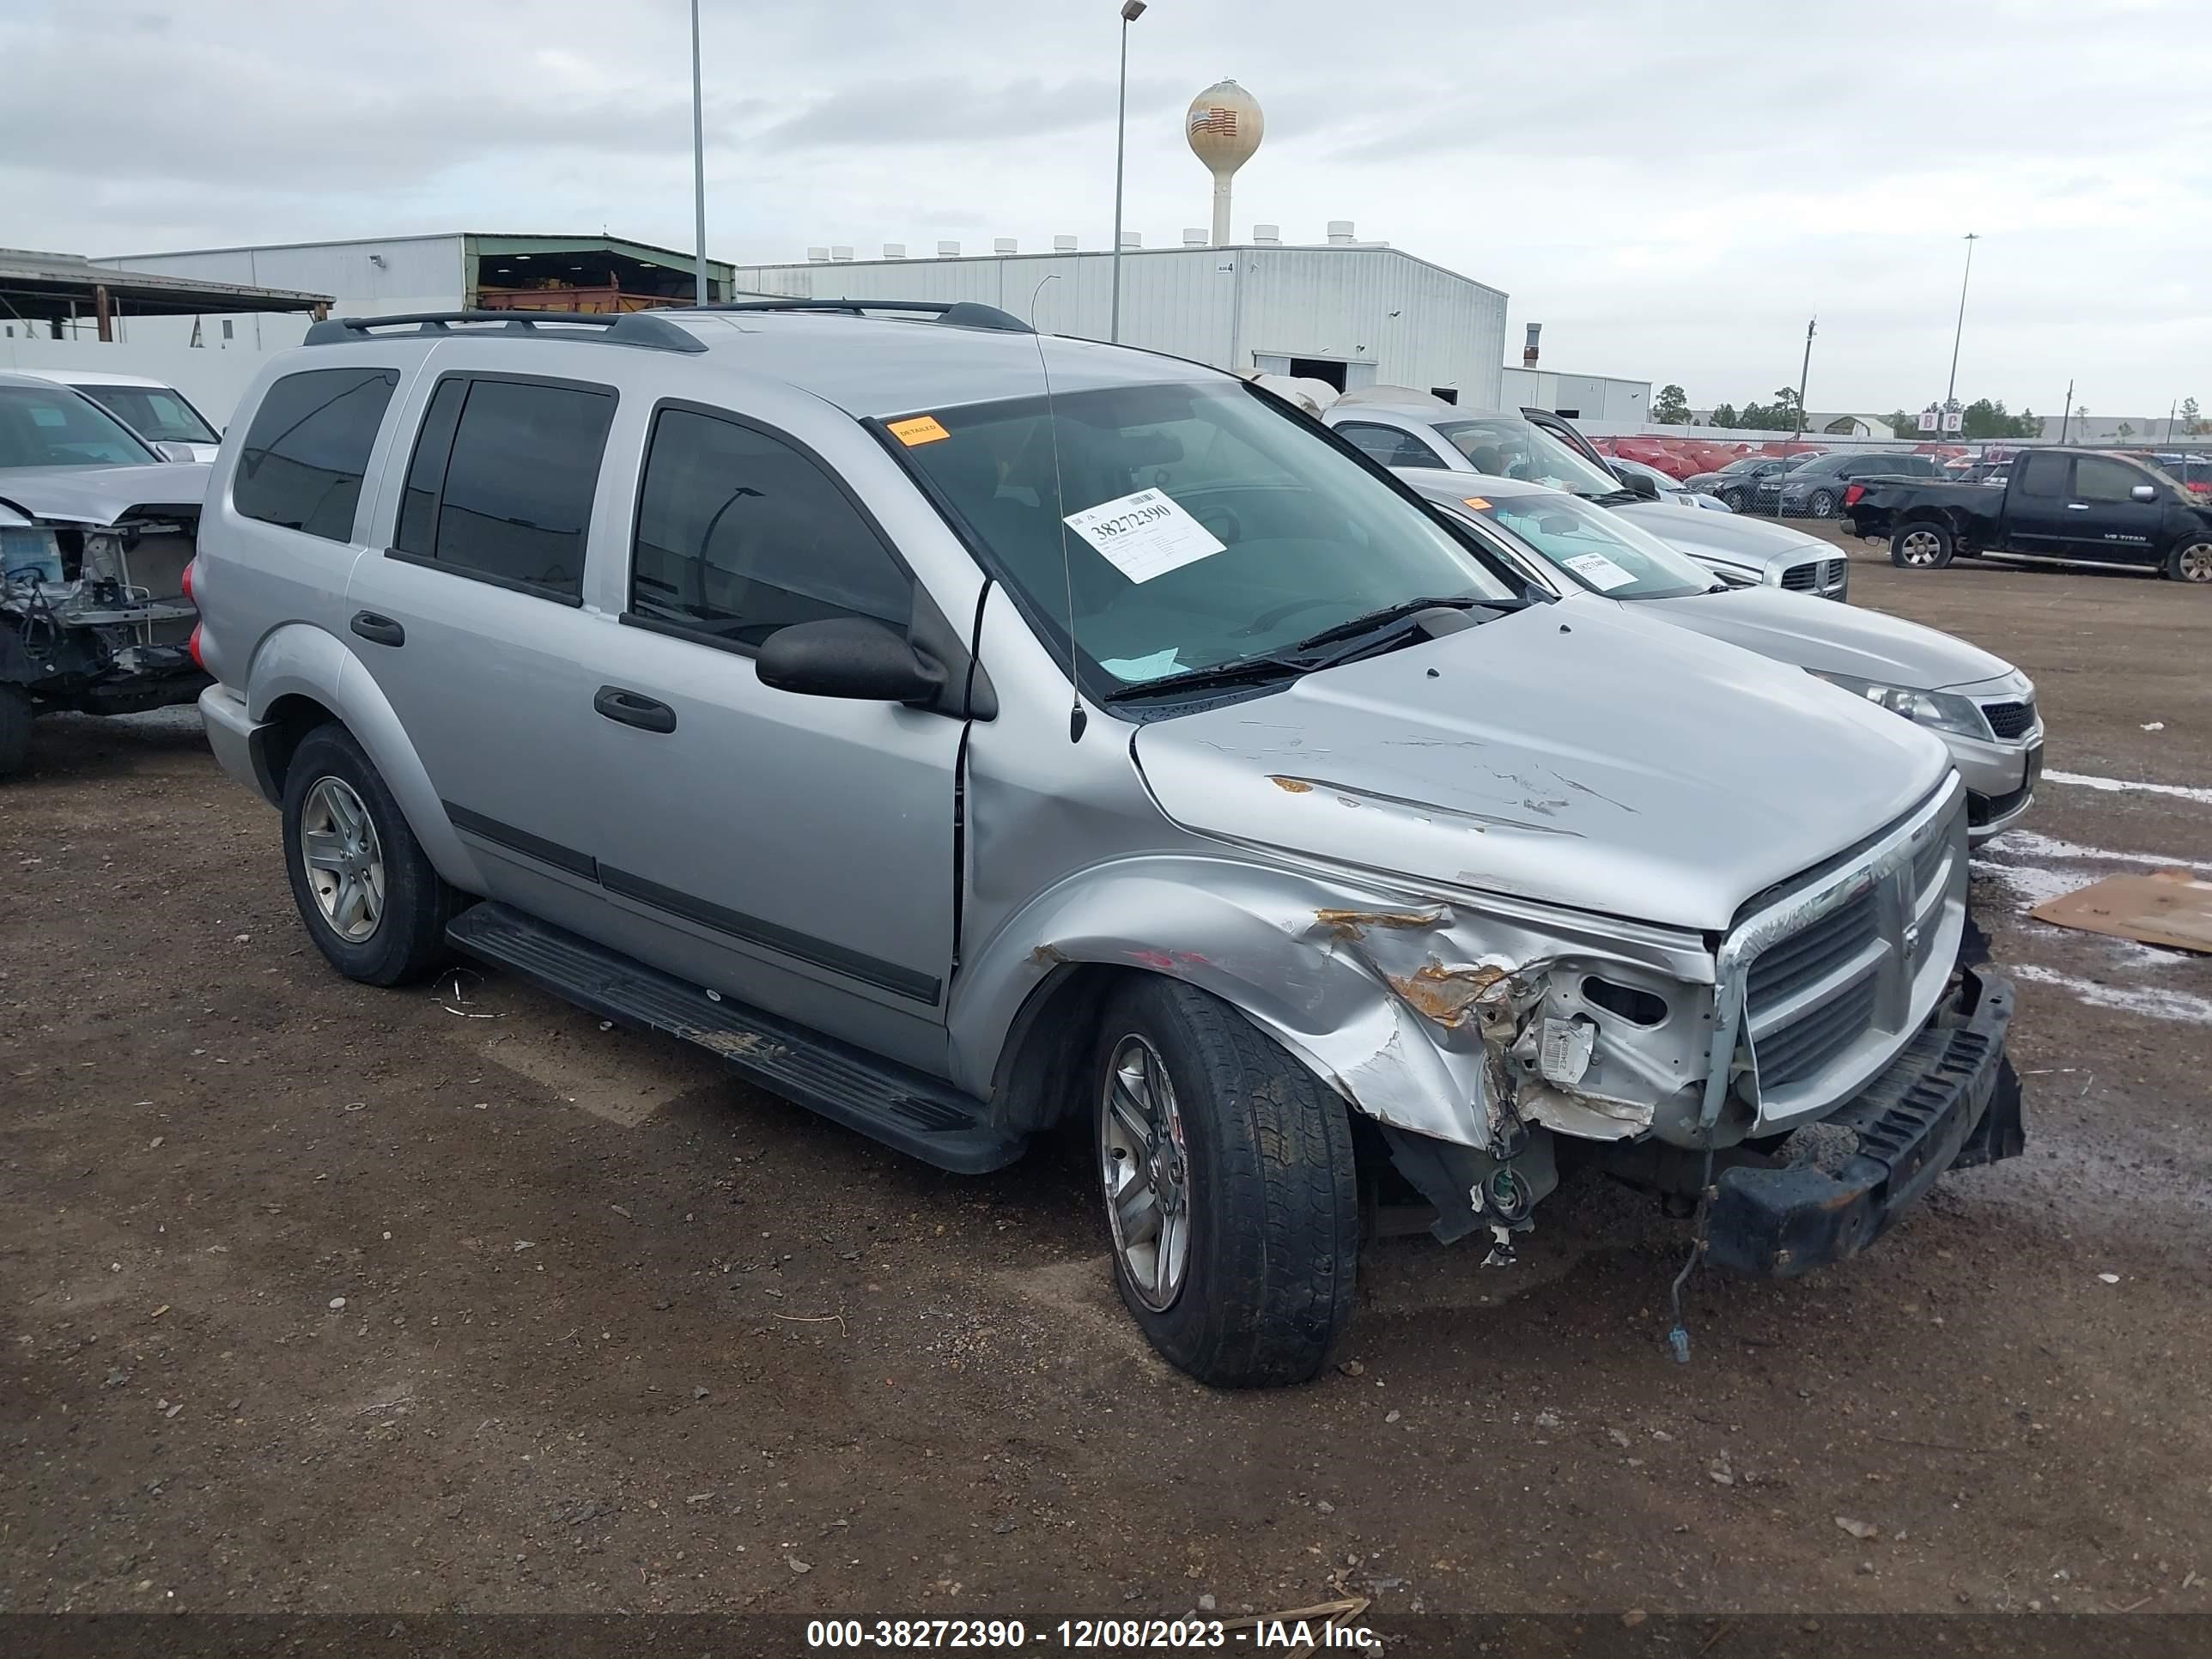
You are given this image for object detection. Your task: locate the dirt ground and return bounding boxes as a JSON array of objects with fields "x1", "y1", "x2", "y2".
[{"x1": 3, "y1": 543, "x2": 2209, "y2": 1632}]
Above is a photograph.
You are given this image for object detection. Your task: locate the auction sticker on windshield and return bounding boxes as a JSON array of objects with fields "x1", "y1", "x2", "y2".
[
  {"x1": 1562, "y1": 551, "x2": 1638, "y2": 592},
  {"x1": 1063, "y1": 488, "x2": 1226, "y2": 584}
]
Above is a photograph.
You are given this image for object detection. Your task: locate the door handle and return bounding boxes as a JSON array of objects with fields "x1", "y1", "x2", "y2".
[
  {"x1": 349, "y1": 611, "x2": 405, "y2": 647},
  {"x1": 594, "y1": 685, "x2": 678, "y2": 734},
  {"x1": 2065, "y1": 502, "x2": 2091, "y2": 511}
]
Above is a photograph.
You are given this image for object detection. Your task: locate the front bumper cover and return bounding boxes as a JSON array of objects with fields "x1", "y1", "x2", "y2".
[{"x1": 1707, "y1": 965, "x2": 2021, "y2": 1277}]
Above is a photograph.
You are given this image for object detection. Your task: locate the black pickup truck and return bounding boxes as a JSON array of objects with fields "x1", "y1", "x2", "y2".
[{"x1": 1845, "y1": 447, "x2": 2212, "y2": 583}]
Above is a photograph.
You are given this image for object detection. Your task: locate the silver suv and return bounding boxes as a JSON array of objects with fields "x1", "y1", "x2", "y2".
[{"x1": 193, "y1": 304, "x2": 2023, "y2": 1387}]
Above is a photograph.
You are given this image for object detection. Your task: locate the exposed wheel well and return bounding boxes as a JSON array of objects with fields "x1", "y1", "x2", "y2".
[{"x1": 254, "y1": 693, "x2": 342, "y2": 799}]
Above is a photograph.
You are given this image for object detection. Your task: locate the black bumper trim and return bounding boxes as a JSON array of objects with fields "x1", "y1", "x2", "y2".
[{"x1": 1707, "y1": 967, "x2": 2021, "y2": 1278}]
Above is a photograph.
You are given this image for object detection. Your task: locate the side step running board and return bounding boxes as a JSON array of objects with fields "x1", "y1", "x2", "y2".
[{"x1": 447, "y1": 902, "x2": 1025, "y2": 1175}]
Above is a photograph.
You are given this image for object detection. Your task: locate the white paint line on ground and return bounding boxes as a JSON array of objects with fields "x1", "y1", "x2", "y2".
[
  {"x1": 2045, "y1": 769, "x2": 2212, "y2": 806},
  {"x1": 2009, "y1": 963, "x2": 2212, "y2": 1024},
  {"x1": 1984, "y1": 829, "x2": 2194, "y2": 869}
]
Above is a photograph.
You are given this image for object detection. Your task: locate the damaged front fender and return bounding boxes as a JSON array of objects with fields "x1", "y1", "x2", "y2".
[{"x1": 951, "y1": 856, "x2": 1717, "y2": 1154}]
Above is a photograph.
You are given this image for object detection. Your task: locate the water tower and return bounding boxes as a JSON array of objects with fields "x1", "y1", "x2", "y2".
[{"x1": 1186, "y1": 80, "x2": 1263, "y2": 247}]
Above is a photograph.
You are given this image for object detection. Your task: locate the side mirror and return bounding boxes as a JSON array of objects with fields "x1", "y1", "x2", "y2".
[
  {"x1": 154, "y1": 441, "x2": 198, "y2": 463},
  {"x1": 1621, "y1": 471, "x2": 1662, "y2": 500},
  {"x1": 756, "y1": 616, "x2": 945, "y2": 704},
  {"x1": 2130, "y1": 483, "x2": 2157, "y2": 502}
]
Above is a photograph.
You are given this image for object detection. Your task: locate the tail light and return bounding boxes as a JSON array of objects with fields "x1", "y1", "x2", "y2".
[
  {"x1": 1843, "y1": 483, "x2": 1866, "y2": 508},
  {"x1": 180, "y1": 557, "x2": 198, "y2": 605},
  {"x1": 188, "y1": 624, "x2": 204, "y2": 671}
]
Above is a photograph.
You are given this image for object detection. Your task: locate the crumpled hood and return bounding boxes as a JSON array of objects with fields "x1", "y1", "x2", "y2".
[
  {"x1": 0, "y1": 462, "x2": 210, "y2": 526},
  {"x1": 1131, "y1": 602, "x2": 1952, "y2": 933},
  {"x1": 1613, "y1": 500, "x2": 1829, "y2": 576},
  {"x1": 1644, "y1": 586, "x2": 2017, "y2": 692}
]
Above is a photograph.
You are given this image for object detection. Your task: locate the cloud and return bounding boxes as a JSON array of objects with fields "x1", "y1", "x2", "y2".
[{"x1": 0, "y1": 0, "x2": 2206, "y2": 411}]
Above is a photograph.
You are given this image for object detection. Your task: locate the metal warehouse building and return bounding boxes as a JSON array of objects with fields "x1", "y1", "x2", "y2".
[{"x1": 730, "y1": 228, "x2": 1510, "y2": 407}]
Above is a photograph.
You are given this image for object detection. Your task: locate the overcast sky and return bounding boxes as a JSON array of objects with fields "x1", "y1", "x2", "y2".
[{"x1": 7, "y1": 0, "x2": 2207, "y2": 416}]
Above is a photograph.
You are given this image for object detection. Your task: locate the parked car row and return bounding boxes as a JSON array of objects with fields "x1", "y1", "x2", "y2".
[{"x1": 170, "y1": 303, "x2": 2027, "y2": 1387}]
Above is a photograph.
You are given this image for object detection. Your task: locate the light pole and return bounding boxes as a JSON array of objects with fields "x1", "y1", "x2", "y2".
[
  {"x1": 690, "y1": 0, "x2": 709, "y2": 304},
  {"x1": 1942, "y1": 231, "x2": 1978, "y2": 416},
  {"x1": 1109, "y1": 0, "x2": 1146, "y2": 343}
]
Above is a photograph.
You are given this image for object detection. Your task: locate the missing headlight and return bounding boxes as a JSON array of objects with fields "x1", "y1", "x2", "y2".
[{"x1": 1582, "y1": 975, "x2": 1668, "y2": 1026}]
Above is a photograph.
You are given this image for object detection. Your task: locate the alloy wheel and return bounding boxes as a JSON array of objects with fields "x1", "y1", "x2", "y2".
[
  {"x1": 1899, "y1": 529, "x2": 1946, "y2": 567},
  {"x1": 299, "y1": 775, "x2": 386, "y2": 942},
  {"x1": 2177, "y1": 541, "x2": 2212, "y2": 582},
  {"x1": 1099, "y1": 1033, "x2": 1191, "y2": 1312}
]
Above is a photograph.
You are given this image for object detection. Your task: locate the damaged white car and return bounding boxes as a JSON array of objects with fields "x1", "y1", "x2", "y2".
[
  {"x1": 1, "y1": 373, "x2": 209, "y2": 776},
  {"x1": 192, "y1": 306, "x2": 2022, "y2": 1389}
]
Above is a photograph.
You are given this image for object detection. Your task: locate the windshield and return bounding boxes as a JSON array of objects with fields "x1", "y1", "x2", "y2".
[
  {"x1": 898, "y1": 380, "x2": 1515, "y2": 690},
  {"x1": 0, "y1": 385, "x2": 157, "y2": 468},
  {"x1": 1455, "y1": 489, "x2": 1719, "y2": 601},
  {"x1": 1431, "y1": 415, "x2": 1626, "y2": 498},
  {"x1": 73, "y1": 384, "x2": 219, "y2": 446}
]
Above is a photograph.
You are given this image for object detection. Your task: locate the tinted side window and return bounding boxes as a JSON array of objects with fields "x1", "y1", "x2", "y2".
[
  {"x1": 234, "y1": 368, "x2": 398, "y2": 543},
  {"x1": 2018, "y1": 453, "x2": 2069, "y2": 497},
  {"x1": 1337, "y1": 422, "x2": 1440, "y2": 469},
  {"x1": 392, "y1": 376, "x2": 614, "y2": 601},
  {"x1": 2075, "y1": 456, "x2": 2145, "y2": 502},
  {"x1": 630, "y1": 408, "x2": 910, "y2": 648}
]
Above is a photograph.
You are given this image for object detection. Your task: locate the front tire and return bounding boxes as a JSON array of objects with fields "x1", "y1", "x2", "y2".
[
  {"x1": 1807, "y1": 488, "x2": 1838, "y2": 519},
  {"x1": 1091, "y1": 978, "x2": 1358, "y2": 1388},
  {"x1": 1720, "y1": 488, "x2": 1746, "y2": 512},
  {"x1": 281, "y1": 723, "x2": 459, "y2": 986},
  {"x1": 0, "y1": 685, "x2": 30, "y2": 780},
  {"x1": 1891, "y1": 522, "x2": 1954, "y2": 569},
  {"x1": 2162, "y1": 537, "x2": 2212, "y2": 583}
]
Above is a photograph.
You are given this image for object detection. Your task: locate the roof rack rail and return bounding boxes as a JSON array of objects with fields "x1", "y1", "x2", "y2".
[
  {"x1": 301, "y1": 309, "x2": 707, "y2": 354},
  {"x1": 684, "y1": 299, "x2": 1032, "y2": 334}
]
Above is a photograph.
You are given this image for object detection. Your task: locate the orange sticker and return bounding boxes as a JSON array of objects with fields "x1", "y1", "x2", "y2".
[
  {"x1": 1461, "y1": 496, "x2": 1492, "y2": 510},
  {"x1": 888, "y1": 415, "x2": 951, "y2": 447}
]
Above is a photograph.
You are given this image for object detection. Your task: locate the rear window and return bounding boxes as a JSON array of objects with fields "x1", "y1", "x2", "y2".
[
  {"x1": 76, "y1": 384, "x2": 220, "y2": 447},
  {"x1": 391, "y1": 374, "x2": 616, "y2": 603},
  {"x1": 234, "y1": 368, "x2": 398, "y2": 542}
]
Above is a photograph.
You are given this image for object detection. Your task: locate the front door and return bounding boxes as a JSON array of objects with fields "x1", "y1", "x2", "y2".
[
  {"x1": 581, "y1": 404, "x2": 963, "y2": 1072},
  {"x1": 2063, "y1": 453, "x2": 2168, "y2": 563}
]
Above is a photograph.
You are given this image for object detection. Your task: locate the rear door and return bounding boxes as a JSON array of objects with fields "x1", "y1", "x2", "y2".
[
  {"x1": 344, "y1": 355, "x2": 621, "y2": 902},
  {"x1": 2002, "y1": 450, "x2": 2075, "y2": 556}
]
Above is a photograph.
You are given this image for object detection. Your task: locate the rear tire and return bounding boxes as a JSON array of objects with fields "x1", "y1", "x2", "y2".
[
  {"x1": 2162, "y1": 537, "x2": 2212, "y2": 583},
  {"x1": 281, "y1": 722, "x2": 459, "y2": 986},
  {"x1": 1091, "y1": 977, "x2": 1359, "y2": 1389},
  {"x1": 0, "y1": 685, "x2": 30, "y2": 780},
  {"x1": 1891, "y1": 522, "x2": 1954, "y2": 569}
]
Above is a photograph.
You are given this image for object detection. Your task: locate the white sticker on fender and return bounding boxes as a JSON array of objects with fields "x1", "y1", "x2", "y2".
[
  {"x1": 1062, "y1": 489, "x2": 1226, "y2": 584},
  {"x1": 1560, "y1": 551, "x2": 1637, "y2": 592}
]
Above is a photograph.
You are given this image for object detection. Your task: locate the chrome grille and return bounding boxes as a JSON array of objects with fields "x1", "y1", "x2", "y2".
[
  {"x1": 1820, "y1": 557, "x2": 1849, "y2": 597},
  {"x1": 1779, "y1": 562, "x2": 1820, "y2": 592},
  {"x1": 1755, "y1": 976, "x2": 1880, "y2": 1088},
  {"x1": 1746, "y1": 888, "x2": 1880, "y2": 1012},
  {"x1": 1982, "y1": 699, "x2": 2036, "y2": 740},
  {"x1": 1721, "y1": 788, "x2": 1970, "y2": 1127}
]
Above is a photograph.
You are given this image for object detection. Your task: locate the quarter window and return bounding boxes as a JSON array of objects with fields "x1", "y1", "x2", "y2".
[
  {"x1": 2017, "y1": 453, "x2": 2069, "y2": 497},
  {"x1": 392, "y1": 375, "x2": 615, "y2": 601},
  {"x1": 2075, "y1": 455, "x2": 2146, "y2": 502},
  {"x1": 234, "y1": 368, "x2": 398, "y2": 543},
  {"x1": 629, "y1": 407, "x2": 910, "y2": 647},
  {"x1": 1335, "y1": 422, "x2": 1442, "y2": 469}
]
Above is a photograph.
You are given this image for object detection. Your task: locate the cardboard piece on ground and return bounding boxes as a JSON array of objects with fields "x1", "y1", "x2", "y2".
[{"x1": 2030, "y1": 868, "x2": 2212, "y2": 955}]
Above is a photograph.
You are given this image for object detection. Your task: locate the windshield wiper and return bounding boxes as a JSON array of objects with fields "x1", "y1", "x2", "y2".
[{"x1": 1101, "y1": 596, "x2": 1504, "y2": 703}]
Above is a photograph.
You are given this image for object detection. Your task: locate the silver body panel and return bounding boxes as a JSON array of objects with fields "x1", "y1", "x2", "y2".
[{"x1": 193, "y1": 312, "x2": 1977, "y2": 1167}]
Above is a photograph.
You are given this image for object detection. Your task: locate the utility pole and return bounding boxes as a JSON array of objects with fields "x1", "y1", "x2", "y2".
[
  {"x1": 1795, "y1": 317, "x2": 1815, "y2": 438},
  {"x1": 1943, "y1": 232, "x2": 1978, "y2": 414},
  {"x1": 2059, "y1": 378, "x2": 2074, "y2": 444},
  {"x1": 2169, "y1": 399, "x2": 2179, "y2": 444},
  {"x1": 690, "y1": 0, "x2": 709, "y2": 303}
]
